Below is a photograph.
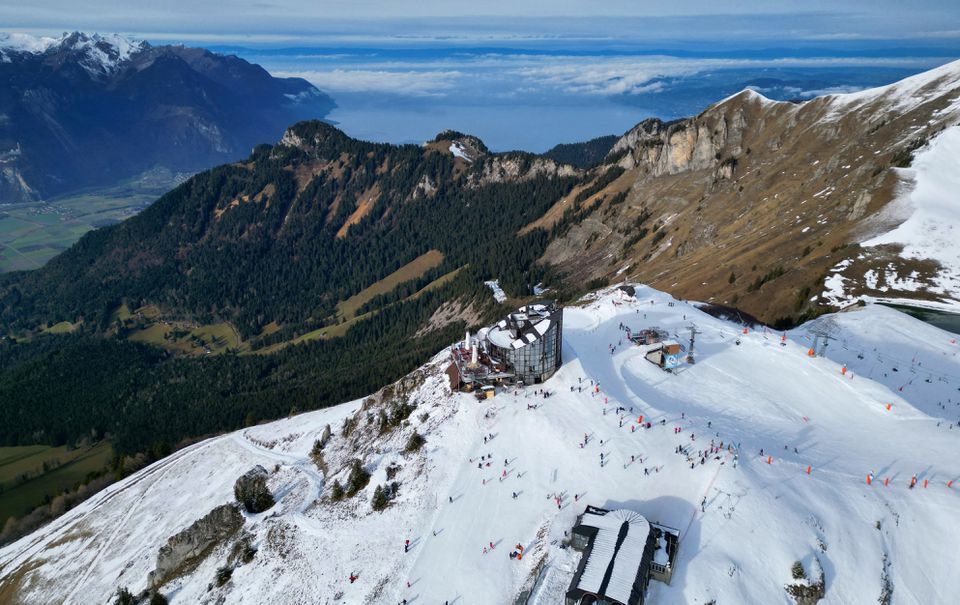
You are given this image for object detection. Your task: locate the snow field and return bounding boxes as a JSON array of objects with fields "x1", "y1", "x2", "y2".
[{"x1": 2, "y1": 286, "x2": 959, "y2": 604}]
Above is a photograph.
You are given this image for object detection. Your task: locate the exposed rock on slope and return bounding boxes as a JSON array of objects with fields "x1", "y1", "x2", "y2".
[
  {"x1": 234, "y1": 466, "x2": 275, "y2": 513},
  {"x1": 147, "y1": 502, "x2": 244, "y2": 589}
]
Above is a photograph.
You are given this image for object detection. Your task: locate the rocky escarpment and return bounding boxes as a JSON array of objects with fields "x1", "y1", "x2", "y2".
[
  {"x1": 466, "y1": 154, "x2": 580, "y2": 187},
  {"x1": 609, "y1": 100, "x2": 749, "y2": 178},
  {"x1": 147, "y1": 503, "x2": 244, "y2": 589}
]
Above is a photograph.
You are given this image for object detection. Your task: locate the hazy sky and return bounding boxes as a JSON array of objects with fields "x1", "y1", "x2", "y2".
[{"x1": 3, "y1": 1, "x2": 959, "y2": 46}]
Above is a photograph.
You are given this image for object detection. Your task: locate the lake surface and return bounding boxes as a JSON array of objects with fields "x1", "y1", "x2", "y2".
[
  {"x1": 221, "y1": 45, "x2": 952, "y2": 152},
  {"x1": 882, "y1": 304, "x2": 960, "y2": 335}
]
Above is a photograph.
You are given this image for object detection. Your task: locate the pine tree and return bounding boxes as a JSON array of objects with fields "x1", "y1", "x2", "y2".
[
  {"x1": 371, "y1": 484, "x2": 389, "y2": 511},
  {"x1": 405, "y1": 430, "x2": 426, "y2": 453},
  {"x1": 114, "y1": 587, "x2": 136, "y2": 605},
  {"x1": 330, "y1": 479, "x2": 345, "y2": 501},
  {"x1": 149, "y1": 592, "x2": 169, "y2": 605}
]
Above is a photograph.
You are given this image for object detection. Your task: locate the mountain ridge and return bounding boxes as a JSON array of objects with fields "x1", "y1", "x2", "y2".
[{"x1": 541, "y1": 58, "x2": 960, "y2": 325}]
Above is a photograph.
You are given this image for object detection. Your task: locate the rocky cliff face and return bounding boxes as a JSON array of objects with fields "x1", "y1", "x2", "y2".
[
  {"x1": 467, "y1": 155, "x2": 579, "y2": 187},
  {"x1": 147, "y1": 502, "x2": 244, "y2": 589},
  {"x1": 540, "y1": 61, "x2": 960, "y2": 324}
]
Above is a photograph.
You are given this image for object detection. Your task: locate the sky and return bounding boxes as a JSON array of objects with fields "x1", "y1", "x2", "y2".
[
  {"x1": 2, "y1": 1, "x2": 960, "y2": 46},
  {"x1": 3, "y1": 1, "x2": 959, "y2": 150}
]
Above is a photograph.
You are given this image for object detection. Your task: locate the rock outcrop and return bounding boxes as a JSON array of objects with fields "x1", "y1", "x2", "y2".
[
  {"x1": 234, "y1": 465, "x2": 275, "y2": 514},
  {"x1": 147, "y1": 503, "x2": 243, "y2": 589}
]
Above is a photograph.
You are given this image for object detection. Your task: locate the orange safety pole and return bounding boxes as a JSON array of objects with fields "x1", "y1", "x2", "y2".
[
  {"x1": 884, "y1": 478, "x2": 889, "y2": 487},
  {"x1": 806, "y1": 466, "x2": 811, "y2": 475},
  {"x1": 767, "y1": 455, "x2": 772, "y2": 465},
  {"x1": 924, "y1": 479, "x2": 928, "y2": 489},
  {"x1": 638, "y1": 415, "x2": 643, "y2": 424},
  {"x1": 867, "y1": 474, "x2": 872, "y2": 485},
  {"x1": 948, "y1": 480, "x2": 954, "y2": 488}
]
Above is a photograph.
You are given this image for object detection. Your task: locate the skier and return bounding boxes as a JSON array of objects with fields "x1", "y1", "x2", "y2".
[{"x1": 404, "y1": 539, "x2": 410, "y2": 553}]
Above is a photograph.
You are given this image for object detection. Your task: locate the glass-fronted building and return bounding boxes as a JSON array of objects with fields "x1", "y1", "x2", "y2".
[{"x1": 485, "y1": 302, "x2": 563, "y2": 384}]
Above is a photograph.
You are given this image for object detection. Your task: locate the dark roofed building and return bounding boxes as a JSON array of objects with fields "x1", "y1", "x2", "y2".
[
  {"x1": 566, "y1": 506, "x2": 679, "y2": 605},
  {"x1": 485, "y1": 302, "x2": 562, "y2": 384}
]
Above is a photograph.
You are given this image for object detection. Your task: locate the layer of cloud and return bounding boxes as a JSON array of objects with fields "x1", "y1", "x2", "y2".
[
  {"x1": 275, "y1": 53, "x2": 951, "y2": 98},
  {"x1": 274, "y1": 68, "x2": 463, "y2": 96}
]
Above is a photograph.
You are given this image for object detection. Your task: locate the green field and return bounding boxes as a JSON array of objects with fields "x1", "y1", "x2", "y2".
[
  {"x1": 127, "y1": 320, "x2": 240, "y2": 355},
  {"x1": 0, "y1": 169, "x2": 184, "y2": 273},
  {"x1": 0, "y1": 442, "x2": 113, "y2": 525},
  {"x1": 336, "y1": 249, "x2": 444, "y2": 318}
]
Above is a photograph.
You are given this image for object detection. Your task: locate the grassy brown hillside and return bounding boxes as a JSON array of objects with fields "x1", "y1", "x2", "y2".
[{"x1": 540, "y1": 61, "x2": 960, "y2": 325}]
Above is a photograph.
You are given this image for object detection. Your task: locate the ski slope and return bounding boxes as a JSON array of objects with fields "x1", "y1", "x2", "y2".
[{"x1": 2, "y1": 286, "x2": 959, "y2": 604}]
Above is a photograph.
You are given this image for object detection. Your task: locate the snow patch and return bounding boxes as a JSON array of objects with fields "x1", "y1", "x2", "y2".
[
  {"x1": 485, "y1": 279, "x2": 507, "y2": 303},
  {"x1": 449, "y1": 141, "x2": 473, "y2": 162}
]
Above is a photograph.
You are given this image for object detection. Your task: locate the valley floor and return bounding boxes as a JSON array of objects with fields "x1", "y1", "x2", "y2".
[{"x1": 1, "y1": 287, "x2": 959, "y2": 604}]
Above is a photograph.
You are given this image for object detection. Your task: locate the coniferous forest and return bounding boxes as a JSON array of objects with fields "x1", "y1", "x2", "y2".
[{"x1": 0, "y1": 121, "x2": 583, "y2": 458}]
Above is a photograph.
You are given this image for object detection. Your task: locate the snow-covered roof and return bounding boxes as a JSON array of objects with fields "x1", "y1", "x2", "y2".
[
  {"x1": 576, "y1": 508, "x2": 651, "y2": 604},
  {"x1": 485, "y1": 302, "x2": 559, "y2": 350}
]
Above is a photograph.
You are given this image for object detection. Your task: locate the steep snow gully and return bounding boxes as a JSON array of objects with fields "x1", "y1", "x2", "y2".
[{"x1": 2, "y1": 286, "x2": 960, "y2": 604}]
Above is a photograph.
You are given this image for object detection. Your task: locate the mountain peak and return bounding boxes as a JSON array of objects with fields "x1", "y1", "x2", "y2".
[{"x1": 0, "y1": 31, "x2": 148, "y2": 74}]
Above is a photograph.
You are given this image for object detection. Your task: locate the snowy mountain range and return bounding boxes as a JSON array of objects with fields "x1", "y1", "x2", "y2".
[
  {"x1": 0, "y1": 32, "x2": 335, "y2": 202},
  {"x1": 2, "y1": 285, "x2": 958, "y2": 604},
  {"x1": 0, "y1": 32, "x2": 148, "y2": 75}
]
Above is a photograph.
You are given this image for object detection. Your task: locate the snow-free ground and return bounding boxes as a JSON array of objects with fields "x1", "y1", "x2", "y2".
[{"x1": 2, "y1": 286, "x2": 959, "y2": 604}]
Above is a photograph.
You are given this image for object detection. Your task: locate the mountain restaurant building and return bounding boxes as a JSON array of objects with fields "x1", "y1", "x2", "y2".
[
  {"x1": 485, "y1": 302, "x2": 563, "y2": 384},
  {"x1": 565, "y1": 506, "x2": 679, "y2": 605}
]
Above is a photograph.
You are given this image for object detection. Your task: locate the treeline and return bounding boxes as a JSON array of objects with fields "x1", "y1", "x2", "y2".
[{"x1": 542, "y1": 135, "x2": 619, "y2": 169}]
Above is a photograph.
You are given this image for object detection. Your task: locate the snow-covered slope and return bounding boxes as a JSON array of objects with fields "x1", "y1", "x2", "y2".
[
  {"x1": 825, "y1": 58, "x2": 960, "y2": 119},
  {"x1": 856, "y1": 126, "x2": 960, "y2": 310},
  {"x1": 2, "y1": 286, "x2": 959, "y2": 604}
]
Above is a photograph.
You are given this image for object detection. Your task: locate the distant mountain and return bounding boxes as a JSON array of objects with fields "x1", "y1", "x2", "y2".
[{"x1": 0, "y1": 32, "x2": 335, "y2": 202}]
